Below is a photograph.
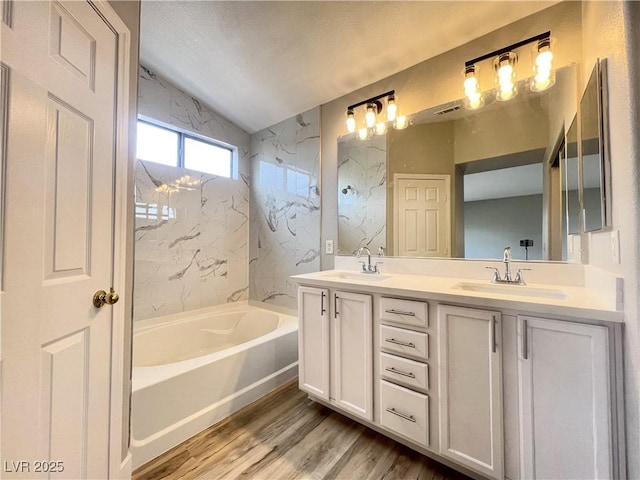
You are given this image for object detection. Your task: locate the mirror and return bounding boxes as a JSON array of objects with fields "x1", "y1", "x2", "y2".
[
  {"x1": 580, "y1": 58, "x2": 611, "y2": 232},
  {"x1": 338, "y1": 65, "x2": 577, "y2": 261}
]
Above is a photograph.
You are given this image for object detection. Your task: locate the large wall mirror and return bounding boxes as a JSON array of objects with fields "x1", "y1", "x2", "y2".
[
  {"x1": 337, "y1": 65, "x2": 580, "y2": 262},
  {"x1": 580, "y1": 58, "x2": 611, "y2": 232}
]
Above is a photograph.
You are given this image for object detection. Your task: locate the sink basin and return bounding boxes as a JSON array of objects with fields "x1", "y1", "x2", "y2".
[
  {"x1": 452, "y1": 282, "x2": 569, "y2": 300},
  {"x1": 319, "y1": 271, "x2": 391, "y2": 282}
]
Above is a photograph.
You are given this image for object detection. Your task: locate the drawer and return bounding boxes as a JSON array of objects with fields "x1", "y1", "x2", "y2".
[
  {"x1": 380, "y1": 352, "x2": 429, "y2": 392},
  {"x1": 380, "y1": 380, "x2": 429, "y2": 447},
  {"x1": 380, "y1": 325, "x2": 429, "y2": 361},
  {"x1": 380, "y1": 297, "x2": 428, "y2": 328}
]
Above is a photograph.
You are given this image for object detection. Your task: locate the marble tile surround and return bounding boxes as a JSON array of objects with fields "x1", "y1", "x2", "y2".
[
  {"x1": 135, "y1": 66, "x2": 251, "y2": 321},
  {"x1": 249, "y1": 109, "x2": 321, "y2": 310},
  {"x1": 337, "y1": 135, "x2": 387, "y2": 255}
]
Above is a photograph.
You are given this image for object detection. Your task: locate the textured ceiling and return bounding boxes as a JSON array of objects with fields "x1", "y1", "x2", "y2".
[{"x1": 140, "y1": 1, "x2": 558, "y2": 133}]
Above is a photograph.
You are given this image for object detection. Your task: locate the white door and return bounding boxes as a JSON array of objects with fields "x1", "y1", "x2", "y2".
[
  {"x1": 438, "y1": 305, "x2": 503, "y2": 480},
  {"x1": 394, "y1": 174, "x2": 450, "y2": 257},
  {"x1": 298, "y1": 286, "x2": 330, "y2": 400},
  {"x1": 334, "y1": 291, "x2": 372, "y2": 421},
  {"x1": 1, "y1": 2, "x2": 127, "y2": 478},
  {"x1": 518, "y1": 316, "x2": 613, "y2": 479}
]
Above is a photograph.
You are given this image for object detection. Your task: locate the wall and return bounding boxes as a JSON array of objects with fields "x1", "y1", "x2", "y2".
[
  {"x1": 135, "y1": 66, "x2": 251, "y2": 320},
  {"x1": 249, "y1": 108, "x2": 321, "y2": 311},
  {"x1": 464, "y1": 194, "x2": 543, "y2": 260},
  {"x1": 337, "y1": 134, "x2": 386, "y2": 254},
  {"x1": 581, "y1": 2, "x2": 640, "y2": 477}
]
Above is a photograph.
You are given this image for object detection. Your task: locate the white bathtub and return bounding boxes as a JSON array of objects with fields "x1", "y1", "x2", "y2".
[{"x1": 130, "y1": 303, "x2": 298, "y2": 469}]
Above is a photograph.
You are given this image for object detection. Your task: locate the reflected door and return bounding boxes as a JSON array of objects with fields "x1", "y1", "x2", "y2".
[{"x1": 394, "y1": 174, "x2": 450, "y2": 257}]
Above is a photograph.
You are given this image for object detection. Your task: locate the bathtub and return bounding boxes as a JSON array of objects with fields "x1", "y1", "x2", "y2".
[{"x1": 130, "y1": 302, "x2": 298, "y2": 469}]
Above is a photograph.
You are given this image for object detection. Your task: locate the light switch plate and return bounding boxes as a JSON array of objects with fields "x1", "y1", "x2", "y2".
[
  {"x1": 611, "y1": 230, "x2": 620, "y2": 264},
  {"x1": 325, "y1": 239, "x2": 334, "y2": 255}
]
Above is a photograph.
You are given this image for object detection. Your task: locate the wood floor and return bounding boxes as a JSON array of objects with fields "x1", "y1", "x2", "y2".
[{"x1": 132, "y1": 378, "x2": 471, "y2": 480}]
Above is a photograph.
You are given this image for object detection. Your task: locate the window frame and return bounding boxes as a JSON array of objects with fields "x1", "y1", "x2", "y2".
[{"x1": 137, "y1": 116, "x2": 237, "y2": 179}]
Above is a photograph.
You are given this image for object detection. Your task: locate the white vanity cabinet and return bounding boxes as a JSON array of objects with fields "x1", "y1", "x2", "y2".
[
  {"x1": 294, "y1": 273, "x2": 625, "y2": 480},
  {"x1": 517, "y1": 316, "x2": 620, "y2": 480},
  {"x1": 299, "y1": 287, "x2": 373, "y2": 420},
  {"x1": 378, "y1": 297, "x2": 431, "y2": 448},
  {"x1": 298, "y1": 286, "x2": 330, "y2": 400},
  {"x1": 438, "y1": 305, "x2": 503, "y2": 480},
  {"x1": 334, "y1": 290, "x2": 373, "y2": 420}
]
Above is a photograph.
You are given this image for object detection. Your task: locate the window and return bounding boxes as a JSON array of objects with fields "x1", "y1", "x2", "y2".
[
  {"x1": 136, "y1": 119, "x2": 234, "y2": 178},
  {"x1": 136, "y1": 122, "x2": 179, "y2": 167}
]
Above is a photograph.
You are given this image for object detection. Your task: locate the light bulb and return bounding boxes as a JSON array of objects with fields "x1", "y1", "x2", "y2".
[
  {"x1": 357, "y1": 127, "x2": 369, "y2": 141},
  {"x1": 531, "y1": 38, "x2": 555, "y2": 92},
  {"x1": 365, "y1": 104, "x2": 376, "y2": 128},
  {"x1": 375, "y1": 122, "x2": 387, "y2": 135},
  {"x1": 346, "y1": 110, "x2": 356, "y2": 133},
  {"x1": 463, "y1": 64, "x2": 483, "y2": 110},
  {"x1": 394, "y1": 115, "x2": 408, "y2": 130},
  {"x1": 494, "y1": 52, "x2": 518, "y2": 101},
  {"x1": 386, "y1": 97, "x2": 397, "y2": 122}
]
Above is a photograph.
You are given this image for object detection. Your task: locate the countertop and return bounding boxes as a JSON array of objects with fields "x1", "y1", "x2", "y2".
[{"x1": 291, "y1": 270, "x2": 624, "y2": 323}]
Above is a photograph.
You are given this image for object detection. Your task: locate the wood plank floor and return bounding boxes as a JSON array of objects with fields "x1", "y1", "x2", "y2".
[{"x1": 132, "y1": 378, "x2": 471, "y2": 480}]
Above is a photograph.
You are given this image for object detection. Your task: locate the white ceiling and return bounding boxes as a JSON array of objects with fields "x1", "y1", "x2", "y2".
[{"x1": 140, "y1": 1, "x2": 558, "y2": 134}]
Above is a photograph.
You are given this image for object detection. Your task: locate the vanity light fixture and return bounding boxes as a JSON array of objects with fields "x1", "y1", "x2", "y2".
[
  {"x1": 462, "y1": 31, "x2": 554, "y2": 109},
  {"x1": 344, "y1": 90, "x2": 401, "y2": 138}
]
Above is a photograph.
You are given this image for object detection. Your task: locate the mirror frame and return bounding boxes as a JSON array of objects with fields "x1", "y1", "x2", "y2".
[{"x1": 580, "y1": 58, "x2": 612, "y2": 232}]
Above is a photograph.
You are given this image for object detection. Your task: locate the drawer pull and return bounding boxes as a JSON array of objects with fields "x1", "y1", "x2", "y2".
[
  {"x1": 385, "y1": 309, "x2": 416, "y2": 316},
  {"x1": 385, "y1": 338, "x2": 416, "y2": 348},
  {"x1": 386, "y1": 407, "x2": 416, "y2": 423},
  {"x1": 385, "y1": 367, "x2": 415, "y2": 379}
]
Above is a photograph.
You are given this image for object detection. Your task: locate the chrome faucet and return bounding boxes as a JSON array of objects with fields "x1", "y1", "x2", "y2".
[
  {"x1": 356, "y1": 246, "x2": 382, "y2": 273},
  {"x1": 485, "y1": 246, "x2": 531, "y2": 284},
  {"x1": 503, "y1": 247, "x2": 512, "y2": 282}
]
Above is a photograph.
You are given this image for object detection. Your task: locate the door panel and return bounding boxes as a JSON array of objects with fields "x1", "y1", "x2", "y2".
[
  {"x1": 438, "y1": 305, "x2": 503, "y2": 479},
  {"x1": 518, "y1": 316, "x2": 612, "y2": 479},
  {"x1": 1, "y1": 2, "x2": 119, "y2": 477},
  {"x1": 334, "y1": 291, "x2": 372, "y2": 420},
  {"x1": 395, "y1": 175, "x2": 450, "y2": 257}
]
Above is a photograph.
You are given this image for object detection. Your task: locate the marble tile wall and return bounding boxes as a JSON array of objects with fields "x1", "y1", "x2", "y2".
[
  {"x1": 135, "y1": 66, "x2": 251, "y2": 321},
  {"x1": 249, "y1": 109, "x2": 321, "y2": 310},
  {"x1": 337, "y1": 135, "x2": 387, "y2": 255}
]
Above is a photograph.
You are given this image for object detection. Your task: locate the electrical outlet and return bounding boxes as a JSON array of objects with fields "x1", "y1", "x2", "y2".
[
  {"x1": 611, "y1": 230, "x2": 620, "y2": 264},
  {"x1": 325, "y1": 240, "x2": 334, "y2": 255}
]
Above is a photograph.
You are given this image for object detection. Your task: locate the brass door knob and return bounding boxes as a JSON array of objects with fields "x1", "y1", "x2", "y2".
[{"x1": 93, "y1": 288, "x2": 119, "y2": 308}]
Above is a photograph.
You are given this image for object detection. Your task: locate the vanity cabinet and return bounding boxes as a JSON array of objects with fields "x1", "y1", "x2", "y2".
[
  {"x1": 438, "y1": 305, "x2": 503, "y2": 480},
  {"x1": 378, "y1": 297, "x2": 431, "y2": 447},
  {"x1": 334, "y1": 291, "x2": 373, "y2": 420},
  {"x1": 517, "y1": 316, "x2": 618, "y2": 479},
  {"x1": 294, "y1": 276, "x2": 625, "y2": 480},
  {"x1": 298, "y1": 286, "x2": 373, "y2": 421},
  {"x1": 298, "y1": 286, "x2": 330, "y2": 400}
]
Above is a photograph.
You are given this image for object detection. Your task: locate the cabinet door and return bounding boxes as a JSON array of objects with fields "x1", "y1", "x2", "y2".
[
  {"x1": 334, "y1": 291, "x2": 373, "y2": 420},
  {"x1": 298, "y1": 286, "x2": 330, "y2": 400},
  {"x1": 518, "y1": 316, "x2": 612, "y2": 479},
  {"x1": 438, "y1": 305, "x2": 503, "y2": 479}
]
